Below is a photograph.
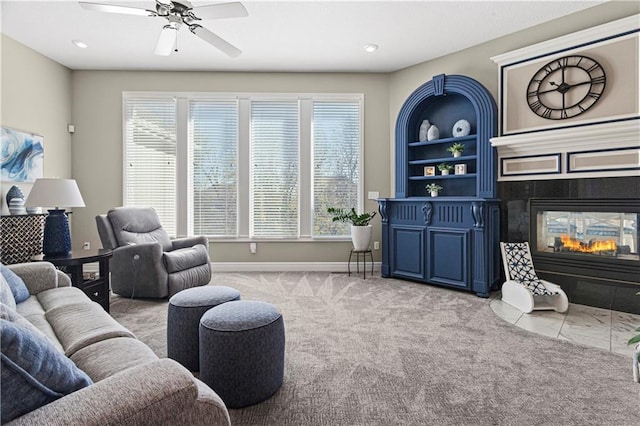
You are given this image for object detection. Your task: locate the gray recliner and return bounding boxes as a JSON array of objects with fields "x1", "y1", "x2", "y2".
[{"x1": 96, "y1": 207, "x2": 211, "y2": 298}]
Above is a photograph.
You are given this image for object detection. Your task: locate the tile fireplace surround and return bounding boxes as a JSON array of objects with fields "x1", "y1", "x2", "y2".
[{"x1": 498, "y1": 176, "x2": 640, "y2": 315}]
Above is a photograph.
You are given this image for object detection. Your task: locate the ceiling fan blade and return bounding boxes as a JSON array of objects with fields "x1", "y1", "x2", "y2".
[
  {"x1": 190, "y1": 25, "x2": 241, "y2": 58},
  {"x1": 155, "y1": 26, "x2": 178, "y2": 56},
  {"x1": 79, "y1": 1, "x2": 156, "y2": 17},
  {"x1": 193, "y1": 2, "x2": 248, "y2": 19}
]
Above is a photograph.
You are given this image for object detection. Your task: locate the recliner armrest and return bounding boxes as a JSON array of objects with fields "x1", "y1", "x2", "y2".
[{"x1": 171, "y1": 236, "x2": 209, "y2": 251}]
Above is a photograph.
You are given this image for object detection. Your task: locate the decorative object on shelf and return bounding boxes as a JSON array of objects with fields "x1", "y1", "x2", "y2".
[
  {"x1": 327, "y1": 207, "x2": 377, "y2": 251},
  {"x1": 437, "y1": 163, "x2": 453, "y2": 175},
  {"x1": 25, "y1": 207, "x2": 42, "y2": 214},
  {"x1": 455, "y1": 164, "x2": 467, "y2": 175},
  {"x1": 8, "y1": 198, "x2": 26, "y2": 215},
  {"x1": 427, "y1": 124, "x2": 439, "y2": 141},
  {"x1": 418, "y1": 120, "x2": 431, "y2": 142},
  {"x1": 25, "y1": 178, "x2": 85, "y2": 257},
  {"x1": 452, "y1": 119, "x2": 470, "y2": 137},
  {"x1": 5, "y1": 185, "x2": 25, "y2": 207},
  {"x1": 526, "y1": 55, "x2": 606, "y2": 120},
  {"x1": 1, "y1": 127, "x2": 44, "y2": 183},
  {"x1": 425, "y1": 183, "x2": 443, "y2": 197},
  {"x1": 446, "y1": 142, "x2": 465, "y2": 158},
  {"x1": 423, "y1": 166, "x2": 435, "y2": 176}
]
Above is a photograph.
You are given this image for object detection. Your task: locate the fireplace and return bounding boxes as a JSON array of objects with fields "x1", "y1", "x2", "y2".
[{"x1": 528, "y1": 198, "x2": 640, "y2": 313}]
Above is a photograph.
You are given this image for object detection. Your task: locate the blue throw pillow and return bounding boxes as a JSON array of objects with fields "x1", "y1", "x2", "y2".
[
  {"x1": 0, "y1": 319, "x2": 93, "y2": 423},
  {"x1": 0, "y1": 264, "x2": 30, "y2": 303},
  {"x1": 0, "y1": 274, "x2": 16, "y2": 310}
]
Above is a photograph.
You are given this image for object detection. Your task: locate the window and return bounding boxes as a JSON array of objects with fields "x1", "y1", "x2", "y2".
[{"x1": 124, "y1": 93, "x2": 362, "y2": 240}]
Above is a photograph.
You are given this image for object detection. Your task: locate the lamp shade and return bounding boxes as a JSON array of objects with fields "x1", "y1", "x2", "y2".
[{"x1": 25, "y1": 178, "x2": 85, "y2": 209}]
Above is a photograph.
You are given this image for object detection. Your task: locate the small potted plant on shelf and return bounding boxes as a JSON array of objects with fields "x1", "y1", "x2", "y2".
[
  {"x1": 437, "y1": 163, "x2": 454, "y2": 175},
  {"x1": 447, "y1": 142, "x2": 465, "y2": 158},
  {"x1": 425, "y1": 183, "x2": 443, "y2": 197},
  {"x1": 327, "y1": 207, "x2": 377, "y2": 251}
]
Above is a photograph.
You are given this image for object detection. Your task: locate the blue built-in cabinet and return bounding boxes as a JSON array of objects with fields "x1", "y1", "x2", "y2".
[{"x1": 379, "y1": 74, "x2": 500, "y2": 297}]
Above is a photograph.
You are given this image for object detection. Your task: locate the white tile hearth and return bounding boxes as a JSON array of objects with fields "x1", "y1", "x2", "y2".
[{"x1": 490, "y1": 295, "x2": 640, "y2": 358}]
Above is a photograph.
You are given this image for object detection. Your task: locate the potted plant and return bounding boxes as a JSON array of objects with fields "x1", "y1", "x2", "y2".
[
  {"x1": 629, "y1": 291, "x2": 640, "y2": 383},
  {"x1": 437, "y1": 163, "x2": 454, "y2": 175},
  {"x1": 446, "y1": 142, "x2": 465, "y2": 158},
  {"x1": 425, "y1": 183, "x2": 443, "y2": 197},
  {"x1": 327, "y1": 207, "x2": 377, "y2": 251}
]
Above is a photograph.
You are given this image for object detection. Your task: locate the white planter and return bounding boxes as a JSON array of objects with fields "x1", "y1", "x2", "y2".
[
  {"x1": 441, "y1": 170, "x2": 449, "y2": 175},
  {"x1": 351, "y1": 224, "x2": 372, "y2": 251},
  {"x1": 431, "y1": 191, "x2": 439, "y2": 197},
  {"x1": 453, "y1": 151, "x2": 462, "y2": 158}
]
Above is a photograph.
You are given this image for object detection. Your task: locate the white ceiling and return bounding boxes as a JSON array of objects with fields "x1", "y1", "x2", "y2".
[{"x1": 0, "y1": 0, "x2": 604, "y2": 73}]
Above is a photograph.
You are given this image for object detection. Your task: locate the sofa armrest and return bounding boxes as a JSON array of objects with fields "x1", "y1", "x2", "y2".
[
  {"x1": 7, "y1": 359, "x2": 230, "y2": 426},
  {"x1": 171, "y1": 236, "x2": 209, "y2": 251},
  {"x1": 6, "y1": 262, "x2": 71, "y2": 295}
]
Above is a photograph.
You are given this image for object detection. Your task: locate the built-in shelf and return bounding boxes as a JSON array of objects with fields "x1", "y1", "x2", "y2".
[
  {"x1": 409, "y1": 155, "x2": 475, "y2": 165},
  {"x1": 409, "y1": 174, "x2": 477, "y2": 181},
  {"x1": 408, "y1": 134, "x2": 477, "y2": 147}
]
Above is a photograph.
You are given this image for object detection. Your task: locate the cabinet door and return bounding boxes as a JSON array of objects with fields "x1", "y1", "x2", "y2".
[
  {"x1": 390, "y1": 225, "x2": 426, "y2": 281},
  {"x1": 426, "y1": 227, "x2": 470, "y2": 289}
]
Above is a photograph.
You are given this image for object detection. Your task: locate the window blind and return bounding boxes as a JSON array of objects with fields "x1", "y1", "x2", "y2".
[
  {"x1": 124, "y1": 97, "x2": 177, "y2": 236},
  {"x1": 312, "y1": 101, "x2": 361, "y2": 237},
  {"x1": 250, "y1": 101, "x2": 299, "y2": 238},
  {"x1": 189, "y1": 100, "x2": 238, "y2": 237}
]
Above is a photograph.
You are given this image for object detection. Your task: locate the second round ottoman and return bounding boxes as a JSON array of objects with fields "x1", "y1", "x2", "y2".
[
  {"x1": 199, "y1": 300, "x2": 285, "y2": 408},
  {"x1": 167, "y1": 285, "x2": 241, "y2": 371}
]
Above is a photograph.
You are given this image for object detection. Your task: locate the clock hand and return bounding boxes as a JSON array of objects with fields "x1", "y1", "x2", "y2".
[{"x1": 537, "y1": 80, "x2": 593, "y2": 95}]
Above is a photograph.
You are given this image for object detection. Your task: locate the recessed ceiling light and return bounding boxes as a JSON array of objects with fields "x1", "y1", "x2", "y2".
[
  {"x1": 364, "y1": 44, "x2": 378, "y2": 53},
  {"x1": 72, "y1": 40, "x2": 88, "y2": 49}
]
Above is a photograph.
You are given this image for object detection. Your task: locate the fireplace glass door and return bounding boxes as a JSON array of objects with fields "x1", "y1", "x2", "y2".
[{"x1": 536, "y1": 210, "x2": 638, "y2": 261}]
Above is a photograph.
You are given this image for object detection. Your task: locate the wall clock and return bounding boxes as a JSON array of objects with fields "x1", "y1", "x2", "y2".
[
  {"x1": 491, "y1": 15, "x2": 639, "y2": 136},
  {"x1": 526, "y1": 55, "x2": 606, "y2": 120}
]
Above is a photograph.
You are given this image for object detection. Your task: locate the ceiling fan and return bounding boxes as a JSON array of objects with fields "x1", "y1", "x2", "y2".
[{"x1": 79, "y1": 1, "x2": 248, "y2": 57}]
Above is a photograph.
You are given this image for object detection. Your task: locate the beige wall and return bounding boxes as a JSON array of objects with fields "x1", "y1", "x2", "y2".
[
  {"x1": 388, "y1": 1, "x2": 640, "y2": 192},
  {"x1": 0, "y1": 34, "x2": 72, "y2": 215},
  {"x1": 71, "y1": 71, "x2": 390, "y2": 263},
  {"x1": 2, "y1": 1, "x2": 637, "y2": 266}
]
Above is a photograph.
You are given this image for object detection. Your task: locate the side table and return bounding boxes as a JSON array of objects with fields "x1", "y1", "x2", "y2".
[
  {"x1": 32, "y1": 249, "x2": 113, "y2": 312},
  {"x1": 348, "y1": 249, "x2": 374, "y2": 279}
]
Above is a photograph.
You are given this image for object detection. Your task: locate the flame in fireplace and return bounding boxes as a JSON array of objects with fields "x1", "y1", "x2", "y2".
[{"x1": 560, "y1": 234, "x2": 617, "y2": 253}]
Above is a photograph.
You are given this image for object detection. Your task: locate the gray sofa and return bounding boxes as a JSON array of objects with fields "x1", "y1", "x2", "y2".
[{"x1": 2, "y1": 262, "x2": 230, "y2": 425}]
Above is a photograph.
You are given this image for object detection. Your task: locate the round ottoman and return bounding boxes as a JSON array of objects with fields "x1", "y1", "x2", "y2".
[
  {"x1": 167, "y1": 286, "x2": 240, "y2": 371},
  {"x1": 199, "y1": 300, "x2": 285, "y2": 408}
]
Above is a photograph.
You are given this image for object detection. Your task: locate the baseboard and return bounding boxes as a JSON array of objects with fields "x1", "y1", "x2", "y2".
[
  {"x1": 211, "y1": 262, "x2": 381, "y2": 273},
  {"x1": 86, "y1": 261, "x2": 381, "y2": 274}
]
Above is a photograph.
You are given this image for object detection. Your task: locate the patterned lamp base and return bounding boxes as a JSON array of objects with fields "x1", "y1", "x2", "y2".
[{"x1": 43, "y1": 209, "x2": 71, "y2": 257}]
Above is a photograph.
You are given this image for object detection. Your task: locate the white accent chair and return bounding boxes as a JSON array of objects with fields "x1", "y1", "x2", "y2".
[{"x1": 499, "y1": 242, "x2": 569, "y2": 314}]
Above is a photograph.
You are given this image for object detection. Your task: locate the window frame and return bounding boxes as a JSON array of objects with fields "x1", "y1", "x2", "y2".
[{"x1": 122, "y1": 91, "x2": 364, "y2": 242}]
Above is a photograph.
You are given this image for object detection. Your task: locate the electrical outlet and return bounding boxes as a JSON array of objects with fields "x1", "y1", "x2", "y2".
[
  {"x1": 249, "y1": 242, "x2": 257, "y2": 254},
  {"x1": 83, "y1": 242, "x2": 91, "y2": 250},
  {"x1": 373, "y1": 241, "x2": 380, "y2": 250}
]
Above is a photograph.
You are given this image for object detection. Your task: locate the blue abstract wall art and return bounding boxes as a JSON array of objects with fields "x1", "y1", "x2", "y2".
[{"x1": 1, "y1": 127, "x2": 44, "y2": 182}]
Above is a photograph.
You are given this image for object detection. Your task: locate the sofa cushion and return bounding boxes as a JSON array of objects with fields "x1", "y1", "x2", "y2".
[
  {"x1": 45, "y1": 303, "x2": 136, "y2": 357},
  {"x1": 37, "y1": 286, "x2": 94, "y2": 311},
  {"x1": 0, "y1": 319, "x2": 93, "y2": 423},
  {"x1": 0, "y1": 274, "x2": 16, "y2": 310},
  {"x1": 71, "y1": 337, "x2": 159, "y2": 382},
  {"x1": 163, "y1": 244, "x2": 209, "y2": 273},
  {"x1": 0, "y1": 263, "x2": 30, "y2": 303}
]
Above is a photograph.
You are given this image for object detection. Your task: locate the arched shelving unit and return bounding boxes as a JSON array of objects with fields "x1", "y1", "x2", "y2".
[{"x1": 380, "y1": 74, "x2": 500, "y2": 297}]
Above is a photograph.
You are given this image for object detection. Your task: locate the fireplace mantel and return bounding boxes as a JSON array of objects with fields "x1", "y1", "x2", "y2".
[{"x1": 490, "y1": 119, "x2": 640, "y2": 181}]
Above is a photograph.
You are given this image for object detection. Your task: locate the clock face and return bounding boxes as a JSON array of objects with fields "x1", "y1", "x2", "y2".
[{"x1": 526, "y1": 55, "x2": 606, "y2": 120}]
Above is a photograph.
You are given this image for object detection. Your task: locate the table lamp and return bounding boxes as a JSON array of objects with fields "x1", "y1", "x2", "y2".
[{"x1": 25, "y1": 178, "x2": 85, "y2": 257}]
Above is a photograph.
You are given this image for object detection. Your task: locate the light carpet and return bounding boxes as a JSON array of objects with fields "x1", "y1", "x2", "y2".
[{"x1": 110, "y1": 272, "x2": 639, "y2": 425}]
